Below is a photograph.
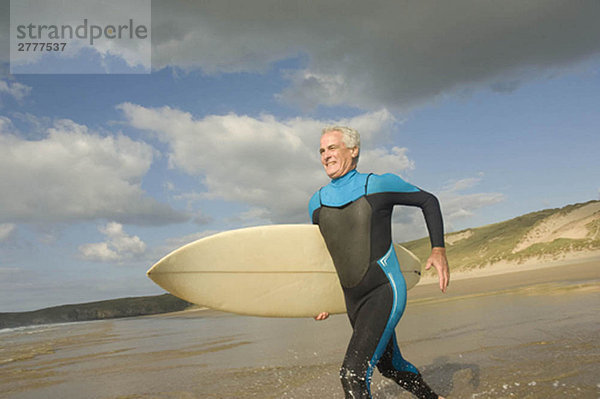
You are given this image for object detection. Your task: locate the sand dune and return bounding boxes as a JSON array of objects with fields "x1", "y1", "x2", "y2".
[
  {"x1": 406, "y1": 200, "x2": 600, "y2": 273},
  {"x1": 513, "y1": 201, "x2": 600, "y2": 252}
]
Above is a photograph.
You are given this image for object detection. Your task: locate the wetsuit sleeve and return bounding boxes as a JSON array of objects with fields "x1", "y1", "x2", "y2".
[
  {"x1": 397, "y1": 190, "x2": 445, "y2": 248},
  {"x1": 368, "y1": 174, "x2": 445, "y2": 248}
]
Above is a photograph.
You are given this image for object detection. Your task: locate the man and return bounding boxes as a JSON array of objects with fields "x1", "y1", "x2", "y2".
[{"x1": 308, "y1": 126, "x2": 449, "y2": 399}]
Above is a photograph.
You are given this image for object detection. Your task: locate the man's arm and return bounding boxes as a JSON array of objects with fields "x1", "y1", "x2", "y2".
[
  {"x1": 367, "y1": 174, "x2": 449, "y2": 292},
  {"x1": 401, "y1": 190, "x2": 449, "y2": 292},
  {"x1": 400, "y1": 190, "x2": 450, "y2": 292},
  {"x1": 426, "y1": 247, "x2": 450, "y2": 293}
]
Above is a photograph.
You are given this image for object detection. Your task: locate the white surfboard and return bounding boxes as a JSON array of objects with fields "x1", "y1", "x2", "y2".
[{"x1": 147, "y1": 224, "x2": 421, "y2": 318}]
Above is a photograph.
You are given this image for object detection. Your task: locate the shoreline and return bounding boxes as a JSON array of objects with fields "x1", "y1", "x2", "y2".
[
  {"x1": 410, "y1": 253, "x2": 599, "y2": 302},
  {"x1": 418, "y1": 251, "x2": 600, "y2": 286}
]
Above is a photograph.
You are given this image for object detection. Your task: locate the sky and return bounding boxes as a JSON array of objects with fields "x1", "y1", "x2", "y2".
[{"x1": 0, "y1": 0, "x2": 599, "y2": 312}]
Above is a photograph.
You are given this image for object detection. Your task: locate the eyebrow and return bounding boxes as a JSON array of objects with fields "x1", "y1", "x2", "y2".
[{"x1": 320, "y1": 144, "x2": 338, "y2": 153}]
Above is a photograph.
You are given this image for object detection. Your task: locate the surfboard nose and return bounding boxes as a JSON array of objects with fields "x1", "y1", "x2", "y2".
[
  {"x1": 146, "y1": 261, "x2": 162, "y2": 279},
  {"x1": 146, "y1": 260, "x2": 178, "y2": 299}
]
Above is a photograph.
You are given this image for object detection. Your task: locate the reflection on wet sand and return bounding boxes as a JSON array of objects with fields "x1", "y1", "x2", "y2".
[{"x1": 1, "y1": 258, "x2": 598, "y2": 398}]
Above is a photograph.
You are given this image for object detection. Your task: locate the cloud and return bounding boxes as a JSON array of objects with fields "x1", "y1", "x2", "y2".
[
  {"x1": 192, "y1": 211, "x2": 213, "y2": 225},
  {"x1": 0, "y1": 80, "x2": 32, "y2": 102},
  {"x1": 0, "y1": 223, "x2": 16, "y2": 242},
  {"x1": 0, "y1": 116, "x2": 12, "y2": 130},
  {"x1": 392, "y1": 175, "x2": 505, "y2": 242},
  {"x1": 79, "y1": 222, "x2": 146, "y2": 262},
  {"x1": 0, "y1": 117, "x2": 187, "y2": 225},
  {"x1": 437, "y1": 176, "x2": 505, "y2": 226},
  {"x1": 278, "y1": 70, "x2": 349, "y2": 111},
  {"x1": 360, "y1": 147, "x2": 414, "y2": 176},
  {"x1": 149, "y1": 0, "x2": 600, "y2": 110},
  {"x1": 119, "y1": 103, "x2": 406, "y2": 222},
  {"x1": 440, "y1": 192, "x2": 505, "y2": 222},
  {"x1": 441, "y1": 177, "x2": 484, "y2": 193},
  {"x1": 147, "y1": 229, "x2": 222, "y2": 266}
]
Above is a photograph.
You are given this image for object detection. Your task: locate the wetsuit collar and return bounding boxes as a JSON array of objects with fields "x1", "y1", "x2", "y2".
[{"x1": 331, "y1": 169, "x2": 358, "y2": 186}]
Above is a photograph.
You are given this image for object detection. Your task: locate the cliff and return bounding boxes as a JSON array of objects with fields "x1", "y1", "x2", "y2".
[{"x1": 0, "y1": 294, "x2": 192, "y2": 329}]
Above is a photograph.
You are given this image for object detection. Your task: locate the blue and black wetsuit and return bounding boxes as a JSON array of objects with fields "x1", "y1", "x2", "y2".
[{"x1": 308, "y1": 169, "x2": 444, "y2": 399}]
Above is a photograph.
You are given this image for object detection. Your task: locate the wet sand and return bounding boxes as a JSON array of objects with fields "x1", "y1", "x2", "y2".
[{"x1": 1, "y1": 257, "x2": 599, "y2": 398}]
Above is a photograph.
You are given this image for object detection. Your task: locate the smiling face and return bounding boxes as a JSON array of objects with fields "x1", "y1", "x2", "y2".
[{"x1": 319, "y1": 130, "x2": 359, "y2": 179}]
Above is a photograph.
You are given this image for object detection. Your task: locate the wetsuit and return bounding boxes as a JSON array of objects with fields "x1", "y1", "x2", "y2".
[{"x1": 308, "y1": 169, "x2": 444, "y2": 399}]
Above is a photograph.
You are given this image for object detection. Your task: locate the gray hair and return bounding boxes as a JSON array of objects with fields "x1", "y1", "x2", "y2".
[{"x1": 322, "y1": 126, "x2": 361, "y2": 152}]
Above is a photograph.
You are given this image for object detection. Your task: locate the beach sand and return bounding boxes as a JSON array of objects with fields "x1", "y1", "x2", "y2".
[{"x1": 1, "y1": 257, "x2": 599, "y2": 398}]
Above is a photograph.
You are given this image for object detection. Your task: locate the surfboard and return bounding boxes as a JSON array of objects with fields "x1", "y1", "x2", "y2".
[{"x1": 147, "y1": 224, "x2": 421, "y2": 318}]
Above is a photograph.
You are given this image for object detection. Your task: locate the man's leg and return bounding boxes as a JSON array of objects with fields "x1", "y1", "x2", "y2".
[
  {"x1": 376, "y1": 334, "x2": 440, "y2": 399},
  {"x1": 340, "y1": 285, "x2": 393, "y2": 399}
]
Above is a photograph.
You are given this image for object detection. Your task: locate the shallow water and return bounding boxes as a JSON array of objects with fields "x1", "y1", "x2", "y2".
[{"x1": 1, "y1": 270, "x2": 599, "y2": 398}]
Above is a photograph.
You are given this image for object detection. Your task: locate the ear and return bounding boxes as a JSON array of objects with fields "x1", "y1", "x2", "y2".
[{"x1": 350, "y1": 146, "x2": 359, "y2": 159}]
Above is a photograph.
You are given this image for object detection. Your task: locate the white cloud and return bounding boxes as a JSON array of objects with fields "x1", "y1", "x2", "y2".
[
  {"x1": 278, "y1": 70, "x2": 350, "y2": 111},
  {"x1": 119, "y1": 103, "x2": 405, "y2": 222},
  {"x1": 0, "y1": 117, "x2": 187, "y2": 225},
  {"x1": 79, "y1": 222, "x2": 146, "y2": 262},
  {"x1": 438, "y1": 175, "x2": 505, "y2": 224},
  {"x1": 147, "y1": 229, "x2": 222, "y2": 265},
  {"x1": 0, "y1": 223, "x2": 16, "y2": 242},
  {"x1": 149, "y1": 0, "x2": 600, "y2": 110},
  {"x1": 441, "y1": 177, "x2": 484, "y2": 193},
  {"x1": 228, "y1": 207, "x2": 272, "y2": 226},
  {"x1": 392, "y1": 174, "x2": 505, "y2": 243},
  {"x1": 0, "y1": 116, "x2": 12, "y2": 130},
  {"x1": 0, "y1": 80, "x2": 32, "y2": 102},
  {"x1": 360, "y1": 147, "x2": 414, "y2": 177},
  {"x1": 79, "y1": 241, "x2": 119, "y2": 262},
  {"x1": 440, "y1": 193, "x2": 506, "y2": 222}
]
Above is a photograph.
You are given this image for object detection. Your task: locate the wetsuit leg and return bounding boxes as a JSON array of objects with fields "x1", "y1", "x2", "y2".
[
  {"x1": 340, "y1": 283, "x2": 392, "y2": 399},
  {"x1": 339, "y1": 254, "x2": 440, "y2": 399},
  {"x1": 377, "y1": 335, "x2": 439, "y2": 399}
]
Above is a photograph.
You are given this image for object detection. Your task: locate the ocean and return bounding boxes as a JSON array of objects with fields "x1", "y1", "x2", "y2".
[{"x1": 1, "y1": 260, "x2": 599, "y2": 398}]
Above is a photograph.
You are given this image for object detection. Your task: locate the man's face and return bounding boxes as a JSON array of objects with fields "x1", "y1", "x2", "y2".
[{"x1": 320, "y1": 130, "x2": 358, "y2": 179}]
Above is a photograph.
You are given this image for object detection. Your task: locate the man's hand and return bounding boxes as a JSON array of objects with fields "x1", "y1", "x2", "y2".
[
  {"x1": 314, "y1": 311, "x2": 330, "y2": 321},
  {"x1": 425, "y1": 247, "x2": 450, "y2": 293}
]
